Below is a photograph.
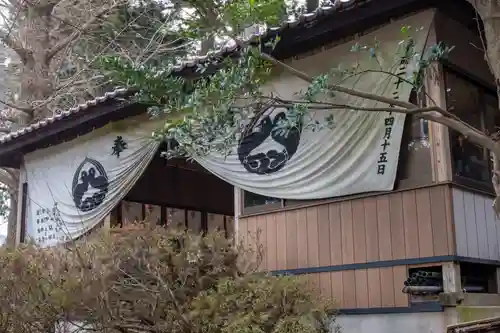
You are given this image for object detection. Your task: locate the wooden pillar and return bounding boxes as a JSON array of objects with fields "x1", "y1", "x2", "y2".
[
  {"x1": 425, "y1": 18, "x2": 453, "y2": 183},
  {"x1": 233, "y1": 187, "x2": 241, "y2": 242},
  {"x1": 14, "y1": 165, "x2": 26, "y2": 247},
  {"x1": 495, "y1": 267, "x2": 500, "y2": 293},
  {"x1": 442, "y1": 262, "x2": 461, "y2": 293},
  {"x1": 102, "y1": 214, "x2": 111, "y2": 233}
]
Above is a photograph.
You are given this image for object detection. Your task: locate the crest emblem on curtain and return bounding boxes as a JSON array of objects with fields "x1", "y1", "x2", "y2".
[
  {"x1": 237, "y1": 98, "x2": 303, "y2": 175},
  {"x1": 71, "y1": 157, "x2": 109, "y2": 212}
]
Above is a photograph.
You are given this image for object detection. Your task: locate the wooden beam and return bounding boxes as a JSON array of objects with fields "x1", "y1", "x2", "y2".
[
  {"x1": 426, "y1": 17, "x2": 453, "y2": 183},
  {"x1": 14, "y1": 166, "x2": 26, "y2": 247},
  {"x1": 442, "y1": 262, "x2": 461, "y2": 293}
]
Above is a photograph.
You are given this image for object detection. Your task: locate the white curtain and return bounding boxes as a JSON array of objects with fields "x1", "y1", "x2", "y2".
[
  {"x1": 195, "y1": 10, "x2": 435, "y2": 200},
  {"x1": 24, "y1": 116, "x2": 160, "y2": 247}
]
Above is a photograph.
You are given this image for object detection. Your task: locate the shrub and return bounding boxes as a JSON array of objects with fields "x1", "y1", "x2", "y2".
[{"x1": 0, "y1": 228, "x2": 335, "y2": 333}]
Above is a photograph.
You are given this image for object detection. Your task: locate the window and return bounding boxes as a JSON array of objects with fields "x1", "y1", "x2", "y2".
[
  {"x1": 242, "y1": 191, "x2": 282, "y2": 214},
  {"x1": 445, "y1": 69, "x2": 497, "y2": 190},
  {"x1": 460, "y1": 262, "x2": 498, "y2": 294}
]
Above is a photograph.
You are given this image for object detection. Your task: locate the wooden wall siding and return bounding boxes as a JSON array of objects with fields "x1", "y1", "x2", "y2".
[
  {"x1": 452, "y1": 187, "x2": 500, "y2": 260},
  {"x1": 302, "y1": 266, "x2": 409, "y2": 309},
  {"x1": 239, "y1": 185, "x2": 454, "y2": 272}
]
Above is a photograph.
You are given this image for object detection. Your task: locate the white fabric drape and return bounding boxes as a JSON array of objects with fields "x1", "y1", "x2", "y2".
[
  {"x1": 24, "y1": 116, "x2": 160, "y2": 247},
  {"x1": 195, "y1": 10, "x2": 435, "y2": 199}
]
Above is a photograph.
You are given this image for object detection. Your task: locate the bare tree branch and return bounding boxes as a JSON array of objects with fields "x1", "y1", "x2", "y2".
[
  {"x1": 0, "y1": 170, "x2": 16, "y2": 190},
  {"x1": 260, "y1": 52, "x2": 497, "y2": 152},
  {"x1": 46, "y1": 1, "x2": 125, "y2": 60},
  {"x1": 56, "y1": 75, "x2": 105, "y2": 90},
  {"x1": 0, "y1": 98, "x2": 33, "y2": 113},
  {"x1": 260, "y1": 53, "x2": 416, "y2": 109},
  {"x1": 0, "y1": 30, "x2": 32, "y2": 64}
]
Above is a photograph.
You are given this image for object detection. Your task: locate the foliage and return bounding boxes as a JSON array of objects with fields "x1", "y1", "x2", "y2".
[
  {"x1": 0, "y1": 228, "x2": 334, "y2": 333},
  {"x1": 98, "y1": 23, "x2": 454, "y2": 160}
]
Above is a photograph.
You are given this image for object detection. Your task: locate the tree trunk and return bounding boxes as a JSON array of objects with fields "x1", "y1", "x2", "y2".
[
  {"x1": 5, "y1": 3, "x2": 55, "y2": 245},
  {"x1": 465, "y1": 1, "x2": 500, "y2": 215},
  {"x1": 6, "y1": 191, "x2": 18, "y2": 247}
]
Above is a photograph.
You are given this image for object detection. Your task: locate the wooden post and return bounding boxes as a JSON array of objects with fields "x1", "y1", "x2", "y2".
[
  {"x1": 103, "y1": 213, "x2": 111, "y2": 233},
  {"x1": 442, "y1": 262, "x2": 461, "y2": 293},
  {"x1": 14, "y1": 166, "x2": 26, "y2": 247},
  {"x1": 425, "y1": 17, "x2": 453, "y2": 183},
  {"x1": 233, "y1": 187, "x2": 241, "y2": 243},
  {"x1": 495, "y1": 267, "x2": 500, "y2": 293}
]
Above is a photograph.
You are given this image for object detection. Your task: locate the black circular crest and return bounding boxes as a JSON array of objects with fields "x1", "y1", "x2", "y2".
[
  {"x1": 237, "y1": 99, "x2": 302, "y2": 175},
  {"x1": 71, "y1": 158, "x2": 109, "y2": 212}
]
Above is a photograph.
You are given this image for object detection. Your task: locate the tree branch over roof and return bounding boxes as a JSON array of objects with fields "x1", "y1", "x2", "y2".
[
  {"x1": 0, "y1": 98, "x2": 33, "y2": 114},
  {"x1": 46, "y1": 0, "x2": 125, "y2": 60},
  {"x1": 259, "y1": 52, "x2": 496, "y2": 152}
]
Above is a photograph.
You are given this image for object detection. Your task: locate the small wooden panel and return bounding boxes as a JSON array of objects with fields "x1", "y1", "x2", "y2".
[
  {"x1": 452, "y1": 187, "x2": 500, "y2": 261},
  {"x1": 121, "y1": 201, "x2": 143, "y2": 226},
  {"x1": 285, "y1": 210, "x2": 298, "y2": 269},
  {"x1": 239, "y1": 185, "x2": 453, "y2": 271},
  {"x1": 305, "y1": 266, "x2": 408, "y2": 309}
]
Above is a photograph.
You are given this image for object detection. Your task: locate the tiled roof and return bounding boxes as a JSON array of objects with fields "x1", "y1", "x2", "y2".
[
  {"x1": 0, "y1": 88, "x2": 132, "y2": 143},
  {"x1": 0, "y1": 0, "x2": 362, "y2": 144}
]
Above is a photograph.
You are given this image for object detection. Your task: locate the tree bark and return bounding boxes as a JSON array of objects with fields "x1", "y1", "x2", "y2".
[
  {"x1": 6, "y1": 191, "x2": 18, "y2": 247},
  {"x1": 4, "y1": 2, "x2": 55, "y2": 245},
  {"x1": 466, "y1": 0, "x2": 500, "y2": 215}
]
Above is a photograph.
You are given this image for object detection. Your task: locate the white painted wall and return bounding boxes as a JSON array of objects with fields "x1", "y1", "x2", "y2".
[{"x1": 337, "y1": 310, "x2": 458, "y2": 333}]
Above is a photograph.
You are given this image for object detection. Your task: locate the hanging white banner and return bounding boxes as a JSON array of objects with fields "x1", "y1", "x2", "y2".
[
  {"x1": 194, "y1": 10, "x2": 435, "y2": 200},
  {"x1": 24, "y1": 116, "x2": 160, "y2": 247}
]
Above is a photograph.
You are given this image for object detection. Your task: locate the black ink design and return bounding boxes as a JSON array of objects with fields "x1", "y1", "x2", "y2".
[
  {"x1": 111, "y1": 136, "x2": 128, "y2": 158},
  {"x1": 237, "y1": 99, "x2": 302, "y2": 175},
  {"x1": 72, "y1": 158, "x2": 109, "y2": 212}
]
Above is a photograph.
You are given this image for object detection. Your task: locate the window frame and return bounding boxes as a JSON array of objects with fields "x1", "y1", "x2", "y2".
[
  {"x1": 241, "y1": 191, "x2": 284, "y2": 215},
  {"x1": 443, "y1": 65, "x2": 497, "y2": 194}
]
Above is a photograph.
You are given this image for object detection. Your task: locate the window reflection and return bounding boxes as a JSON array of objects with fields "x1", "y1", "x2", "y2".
[
  {"x1": 445, "y1": 70, "x2": 495, "y2": 185},
  {"x1": 244, "y1": 191, "x2": 281, "y2": 208}
]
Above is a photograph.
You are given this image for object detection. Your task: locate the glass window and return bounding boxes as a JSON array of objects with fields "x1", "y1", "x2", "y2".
[
  {"x1": 445, "y1": 70, "x2": 496, "y2": 187},
  {"x1": 244, "y1": 191, "x2": 281, "y2": 207},
  {"x1": 242, "y1": 190, "x2": 282, "y2": 214}
]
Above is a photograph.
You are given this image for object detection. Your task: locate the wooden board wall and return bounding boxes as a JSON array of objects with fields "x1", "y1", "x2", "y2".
[
  {"x1": 239, "y1": 185, "x2": 455, "y2": 272},
  {"x1": 452, "y1": 187, "x2": 500, "y2": 260},
  {"x1": 303, "y1": 266, "x2": 409, "y2": 309}
]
